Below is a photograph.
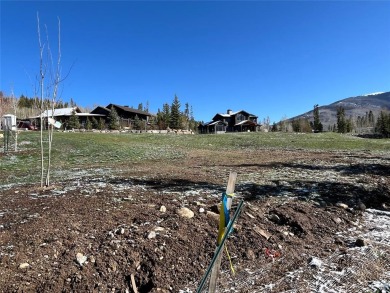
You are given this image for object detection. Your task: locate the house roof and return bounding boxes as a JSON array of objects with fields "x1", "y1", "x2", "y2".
[
  {"x1": 213, "y1": 110, "x2": 258, "y2": 120},
  {"x1": 31, "y1": 107, "x2": 81, "y2": 118},
  {"x1": 199, "y1": 120, "x2": 227, "y2": 127},
  {"x1": 107, "y1": 104, "x2": 152, "y2": 116},
  {"x1": 234, "y1": 120, "x2": 259, "y2": 126}
]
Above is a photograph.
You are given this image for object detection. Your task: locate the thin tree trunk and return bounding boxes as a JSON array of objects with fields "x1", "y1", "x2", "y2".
[{"x1": 37, "y1": 13, "x2": 45, "y2": 187}]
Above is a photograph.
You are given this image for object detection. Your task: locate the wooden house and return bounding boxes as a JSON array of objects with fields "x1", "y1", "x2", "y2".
[
  {"x1": 198, "y1": 109, "x2": 260, "y2": 134},
  {"x1": 90, "y1": 104, "x2": 152, "y2": 129}
]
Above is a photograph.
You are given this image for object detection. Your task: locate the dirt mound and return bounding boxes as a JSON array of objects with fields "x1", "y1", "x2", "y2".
[{"x1": 1, "y1": 149, "x2": 389, "y2": 292}]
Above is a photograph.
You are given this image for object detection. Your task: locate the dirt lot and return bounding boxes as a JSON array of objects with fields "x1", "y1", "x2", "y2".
[{"x1": 1, "y1": 148, "x2": 389, "y2": 292}]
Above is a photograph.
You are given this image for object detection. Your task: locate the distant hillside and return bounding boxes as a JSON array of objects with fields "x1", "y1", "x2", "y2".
[{"x1": 288, "y1": 92, "x2": 390, "y2": 130}]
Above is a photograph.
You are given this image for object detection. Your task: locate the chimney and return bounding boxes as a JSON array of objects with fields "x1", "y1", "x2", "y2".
[{"x1": 227, "y1": 109, "x2": 232, "y2": 115}]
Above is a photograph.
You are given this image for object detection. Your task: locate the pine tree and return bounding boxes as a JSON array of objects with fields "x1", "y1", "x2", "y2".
[
  {"x1": 169, "y1": 95, "x2": 181, "y2": 129},
  {"x1": 68, "y1": 110, "x2": 80, "y2": 129},
  {"x1": 133, "y1": 114, "x2": 141, "y2": 130},
  {"x1": 85, "y1": 118, "x2": 92, "y2": 130},
  {"x1": 91, "y1": 117, "x2": 98, "y2": 129},
  {"x1": 108, "y1": 107, "x2": 120, "y2": 130},
  {"x1": 337, "y1": 106, "x2": 346, "y2": 133},
  {"x1": 313, "y1": 104, "x2": 323, "y2": 132},
  {"x1": 98, "y1": 118, "x2": 105, "y2": 130},
  {"x1": 162, "y1": 103, "x2": 170, "y2": 129},
  {"x1": 376, "y1": 111, "x2": 390, "y2": 137}
]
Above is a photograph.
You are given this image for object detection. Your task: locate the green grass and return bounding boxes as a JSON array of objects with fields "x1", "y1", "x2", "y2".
[{"x1": 1, "y1": 131, "x2": 389, "y2": 186}]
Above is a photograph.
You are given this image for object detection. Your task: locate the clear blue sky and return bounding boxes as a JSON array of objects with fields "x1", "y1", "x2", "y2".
[{"x1": 1, "y1": 1, "x2": 389, "y2": 123}]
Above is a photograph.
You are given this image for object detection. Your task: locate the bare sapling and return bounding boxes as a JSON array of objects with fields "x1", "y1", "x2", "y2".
[{"x1": 36, "y1": 12, "x2": 70, "y2": 187}]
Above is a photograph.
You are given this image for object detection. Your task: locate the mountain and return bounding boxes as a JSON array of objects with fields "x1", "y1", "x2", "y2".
[{"x1": 288, "y1": 92, "x2": 390, "y2": 131}]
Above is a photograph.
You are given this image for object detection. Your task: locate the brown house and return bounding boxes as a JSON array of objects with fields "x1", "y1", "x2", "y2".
[
  {"x1": 198, "y1": 109, "x2": 260, "y2": 134},
  {"x1": 90, "y1": 104, "x2": 152, "y2": 128}
]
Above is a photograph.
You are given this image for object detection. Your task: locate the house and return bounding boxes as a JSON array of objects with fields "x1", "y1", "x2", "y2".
[
  {"x1": 90, "y1": 104, "x2": 152, "y2": 128},
  {"x1": 30, "y1": 107, "x2": 105, "y2": 129},
  {"x1": 198, "y1": 109, "x2": 260, "y2": 134}
]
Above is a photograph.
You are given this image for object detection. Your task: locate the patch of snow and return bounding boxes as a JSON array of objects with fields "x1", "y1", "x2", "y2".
[{"x1": 363, "y1": 92, "x2": 384, "y2": 96}]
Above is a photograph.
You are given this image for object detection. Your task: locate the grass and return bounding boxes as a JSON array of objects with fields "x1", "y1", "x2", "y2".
[{"x1": 1, "y1": 131, "x2": 389, "y2": 186}]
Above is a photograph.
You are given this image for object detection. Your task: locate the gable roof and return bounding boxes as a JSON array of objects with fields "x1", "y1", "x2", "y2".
[
  {"x1": 37, "y1": 107, "x2": 81, "y2": 117},
  {"x1": 212, "y1": 110, "x2": 258, "y2": 121},
  {"x1": 107, "y1": 104, "x2": 152, "y2": 116}
]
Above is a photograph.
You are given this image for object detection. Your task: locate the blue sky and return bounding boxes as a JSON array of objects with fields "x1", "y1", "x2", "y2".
[{"x1": 1, "y1": 1, "x2": 389, "y2": 123}]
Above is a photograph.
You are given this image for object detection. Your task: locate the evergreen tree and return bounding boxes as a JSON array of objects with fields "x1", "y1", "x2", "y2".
[
  {"x1": 367, "y1": 110, "x2": 374, "y2": 127},
  {"x1": 68, "y1": 110, "x2": 80, "y2": 129},
  {"x1": 162, "y1": 103, "x2": 170, "y2": 129},
  {"x1": 91, "y1": 117, "x2": 99, "y2": 129},
  {"x1": 337, "y1": 106, "x2": 346, "y2": 133},
  {"x1": 156, "y1": 109, "x2": 164, "y2": 129},
  {"x1": 138, "y1": 103, "x2": 143, "y2": 111},
  {"x1": 98, "y1": 118, "x2": 105, "y2": 130},
  {"x1": 376, "y1": 111, "x2": 390, "y2": 137},
  {"x1": 85, "y1": 118, "x2": 92, "y2": 130},
  {"x1": 313, "y1": 104, "x2": 323, "y2": 132},
  {"x1": 108, "y1": 107, "x2": 120, "y2": 130},
  {"x1": 133, "y1": 114, "x2": 141, "y2": 130},
  {"x1": 169, "y1": 95, "x2": 181, "y2": 129}
]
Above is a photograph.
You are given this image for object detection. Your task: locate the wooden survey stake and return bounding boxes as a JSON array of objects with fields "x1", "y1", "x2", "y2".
[{"x1": 208, "y1": 172, "x2": 237, "y2": 293}]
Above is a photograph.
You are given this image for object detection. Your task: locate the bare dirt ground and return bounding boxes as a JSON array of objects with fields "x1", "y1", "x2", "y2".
[{"x1": 1, "y1": 148, "x2": 389, "y2": 292}]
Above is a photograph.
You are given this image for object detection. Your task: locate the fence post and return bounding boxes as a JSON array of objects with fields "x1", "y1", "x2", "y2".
[{"x1": 208, "y1": 172, "x2": 237, "y2": 293}]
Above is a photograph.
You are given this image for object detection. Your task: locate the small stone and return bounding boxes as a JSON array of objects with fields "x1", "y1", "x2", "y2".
[
  {"x1": 76, "y1": 253, "x2": 87, "y2": 266},
  {"x1": 332, "y1": 217, "x2": 342, "y2": 224},
  {"x1": 19, "y1": 263, "x2": 30, "y2": 269},
  {"x1": 336, "y1": 202, "x2": 349, "y2": 209},
  {"x1": 199, "y1": 207, "x2": 205, "y2": 213},
  {"x1": 154, "y1": 226, "x2": 164, "y2": 232},
  {"x1": 268, "y1": 214, "x2": 280, "y2": 223},
  {"x1": 159, "y1": 205, "x2": 167, "y2": 213},
  {"x1": 206, "y1": 211, "x2": 219, "y2": 222},
  {"x1": 90, "y1": 256, "x2": 96, "y2": 263},
  {"x1": 245, "y1": 248, "x2": 256, "y2": 260},
  {"x1": 355, "y1": 238, "x2": 366, "y2": 247},
  {"x1": 148, "y1": 231, "x2": 157, "y2": 239},
  {"x1": 308, "y1": 257, "x2": 323, "y2": 268},
  {"x1": 177, "y1": 207, "x2": 194, "y2": 219}
]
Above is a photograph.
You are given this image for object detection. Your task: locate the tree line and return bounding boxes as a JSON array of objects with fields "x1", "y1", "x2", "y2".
[{"x1": 272, "y1": 104, "x2": 390, "y2": 137}]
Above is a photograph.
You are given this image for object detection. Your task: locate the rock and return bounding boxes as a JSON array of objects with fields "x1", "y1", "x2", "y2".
[
  {"x1": 154, "y1": 226, "x2": 164, "y2": 232},
  {"x1": 159, "y1": 205, "x2": 167, "y2": 213},
  {"x1": 245, "y1": 248, "x2": 256, "y2": 260},
  {"x1": 76, "y1": 253, "x2": 87, "y2": 266},
  {"x1": 336, "y1": 202, "x2": 349, "y2": 209},
  {"x1": 177, "y1": 207, "x2": 194, "y2": 219},
  {"x1": 19, "y1": 263, "x2": 30, "y2": 269},
  {"x1": 253, "y1": 226, "x2": 271, "y2": 240},
  {"x1": 355, "y1": 238, "x2": 367, "y2": 247},
  {"x1": 148, "y1": 231, "x2": 157, "y2": 239},
  {"x1": 332, "y1": 217, "x2": 342, "y2": 224},
  {"x1": 206, "y1": 211, "x2": 219, "y2": 222},
  {"x1": 268, "y1": 214, "x2": 280, "y2": 223},
  {"x1": 116, "y1": 228, "x2": 125, "y2": 235},
  {"x1": 199, "y1": 207, "x2": 205, "y2": 213},
  {"x1": 308, "y1": 256, "x2": 323, "y2": 268}
]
